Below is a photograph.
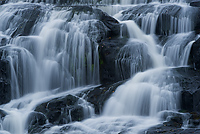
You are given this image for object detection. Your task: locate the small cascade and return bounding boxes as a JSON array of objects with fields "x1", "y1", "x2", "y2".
[
  {"x1": 115, "y1": 39, "x2": 152, "y2": 79},
  {"x1": 121, "y1": 20, "x2": 164, "y2": 68},
  {"x1": 141, "y1": 11, "x2": 159, "y2": 34},
  {"x1": 120, "y1": 0, "x2": 188, "y2": 4},
  {"x1": 0, "y1": 45, "x2": 38, "y2": 99},
  {"x1": 2, "y1": 110, "x2": 27, "y2": 134},
  {"x1": 104, "y1": 68, "x2": 181, "y2": 116},
  {"x1": 117, "y1": 3, "x2": 197, "y2": 36},
  {"x1": 156, "y1": 4, "x2": 194, "y2": 35},
  {"x1": 120, "y1": 0, "x2": 132, "y2": 5},
  {"x1": 162, "y1": 32, "x2": 195, "y2": 66}
]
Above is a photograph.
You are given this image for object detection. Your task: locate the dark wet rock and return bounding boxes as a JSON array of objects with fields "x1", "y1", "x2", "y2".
[
  {"x1": 35, "y1": 94, "x2": 90, "y2": 125},
  {"x1": 67, "y1": 6, "x2": 120, "y2": 41},
  {"x1": 159, "y1": 111, "x2": 190, "y2": 122},
  {"x1": 190, "y1": 38, "x2": 200, "y2": 70},
  {"x1": 190, "y1": 0, "x2": 200, "y2": 7},
  {"x1": 45, "y1": 124, "x2": 88, "y2": 134},
  {"x1": 163, "y1": 116, "x2": 183, "y2": 128},
  {"x1": 99, "y1": 36, "x2": 151, "y2": 84},
  {"x1": 70, "y1": 105, "x2": 85, "y2": 122},
  {"x1": 187, "y1": 112, "x2": 200, "y2": 128},
  {"x1": 28, "y1": 124, "x2": 53, "y2": 134},
  {"x1": 172, "y1": 67, "x2": 200, "y2": 112},
  {"x1": 93, "y1": 8, "x2": 120, "y2": 38},
  {"x1": 141, "y1": 124, "x2": 200, "y2": 134},
  {"x1": 0, "y1": 0, "x2": 7, "y2": 5},
  {"x1": 0, "y1": 33, "x2": 9, "y2": 47},
  {"x1": 195, "y1": 22, "x2": 200, "y2": 34},
  {"x1": 1, "y1": 3, "x2": 45, "y2": 37},
  {"x1": 0, "y1": 37, "x2": 8, "y2": 46},
  {"x1": 181, "y1": 91, "x2": 194, "y2": 112},
  {"x1": 174, "y1": 67, "x2": 200, "y2": 92},
  {"x1": 0, "y1": 109, "x2": 7, "y2": 119},
  {"x1": 0, "y1": 60, "x2": 11, "y2": 105},
  {"x1": 27, "y1": 112, "x2": 47, "y2": 133},
  {"x1": 99, "y1": 38, "x2": 128, "y2": 85},
  {"x1": 141, "y1": 111, "x2": 200, "y2": 134},
  {"x1": 140, "y1": 114, "x2": 182, "y2": 133},
  {"x1": 83, "y1": 81, "x2": 125, "y2": 114}
]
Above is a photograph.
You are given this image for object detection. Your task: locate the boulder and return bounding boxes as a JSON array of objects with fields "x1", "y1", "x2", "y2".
[
  {"x1": 0, "y1": 60, "x2": 11, "y2": 105},
  {"x1": 187, "y1": 112, "x2": 200, "y2": 128},
  {"x1": 28, "y1": 124, "x2": 53, "y2": 134},
  {"x1": 0, "y1": 3, "x2": 45, "y2": 37},
  {"x1": 26, "y1": 112, "x2": 47, "y2": 133},
  {"x1": 141, "y1": 111, "x2": 199, "y2": 134},
  {"x1": 181, "y1": 90, "x2": 200, "y2": 112},
  {"x1": 67, "y1": 6, "x2": 121, "y2": 41},
  {"x1": 172, "y1": 67, "x2": 200, "y2": 112},
  {"x1": 83, "y1": 81, "x2": 125, "y2": 114},
  {"x1": 93, "y1": 8, "x2": 120, "y2": 38},
  {"x1": 0, "y1": 109, "x2": 7, "y2": 119},
  {"x1": 99, "y1": 38, "x2": 128, "y2": 85},
  {"x1": 34, "y1": 94, "x2": 90, "y2": 125},
  {"x1": 99, "y1": 37, "x2": 152, "y2": 84},
  {"x1": 141, "y1": 124, "x2": 200, "y2": 134},
  {"x1": 0, "y1": 36, "x2": 8, "y2": 46}
]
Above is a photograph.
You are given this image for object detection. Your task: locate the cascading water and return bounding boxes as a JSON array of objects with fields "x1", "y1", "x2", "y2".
[
  {"x1": 0, "y1": 0, "x2": 199, "y2": 134},
  {"x1": 103, "y1": 17, "x2": 180, "y2": 117},
  {"x1": 0, "y1": 2, "x2": 101, "y2": 133},
  {"x1": 120, "y1": 0, "x2": 190, "y2": 5},
  {"x1": 0, "y1": 0, "x2": 190, "y2": 5},
  {"x1": 161, "y1": 32, "x2": 196, "y2": 66},
  {"x1": 0, "y1": 3, "x2": 100, "y2": 95}
]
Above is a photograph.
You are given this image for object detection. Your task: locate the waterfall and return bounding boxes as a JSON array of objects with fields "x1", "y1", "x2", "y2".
[
  {"x1": 0, "y1": 0, "x2": 198, "y2": 133},
  {"x1": 103, "y1": 1, "x2": 195, "y2": 119},
  {"x1": 0, "y1": 3, "x2": 100, "y2": 97},
  {"x1": 104, "y1": 18, "x2": 181, "y2": 117}
]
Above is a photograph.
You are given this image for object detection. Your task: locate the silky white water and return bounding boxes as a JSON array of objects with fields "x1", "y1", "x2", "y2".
[
  {"x1": 0, "y1": 86, "x2": 95, "y2": 134},
  {"x1": 0, "y1": 0, "x2": 197, "y2": 134}
]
